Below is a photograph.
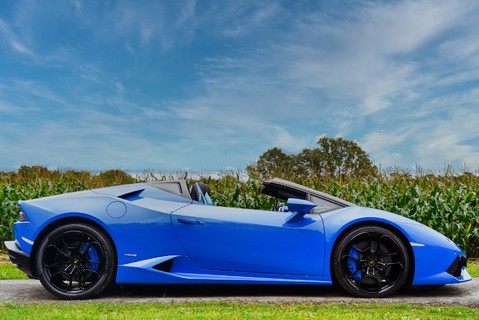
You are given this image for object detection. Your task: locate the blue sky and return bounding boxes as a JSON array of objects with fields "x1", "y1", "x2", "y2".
[{"x1": 1, "y1": 0, "x2": 479, "y2": 172}]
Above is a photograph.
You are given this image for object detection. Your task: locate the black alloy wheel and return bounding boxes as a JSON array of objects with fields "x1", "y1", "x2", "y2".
[
  {"x1": 35, "y1": 223, "x2": 116, "y2": 300},
  {"x1": 332, "y1": 226, "x2": 409, "y2": 298}
]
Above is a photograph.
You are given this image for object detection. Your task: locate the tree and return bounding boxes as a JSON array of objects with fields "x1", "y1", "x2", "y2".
[
  {"x1": 249, "y1": 137, "x2": 376, "y2": 180},
  {"x1": 247, "y1": 147, "x2": 293, "y2": 179},
  {"x1": 299, "y1": 137, "x2": 375, "y2": 179}
]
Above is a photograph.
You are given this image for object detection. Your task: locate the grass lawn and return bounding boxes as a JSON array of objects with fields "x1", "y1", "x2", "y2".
[
  {"x1": 0, "y1": 254, "x2": 28, "y2": 280},
  {"x1": 467, "y1": 259, "x2": 479, "y2": 277},
  {"x1": 0, "y1": 302, "x2": 478, "y2": 320}
]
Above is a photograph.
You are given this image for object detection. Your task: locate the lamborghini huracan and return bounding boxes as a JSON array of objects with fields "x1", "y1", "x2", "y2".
[{"x1": 5, "y1": 178, "x2": 470, "y2": 299}]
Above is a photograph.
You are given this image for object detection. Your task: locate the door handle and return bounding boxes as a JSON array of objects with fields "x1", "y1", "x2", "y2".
[{"x1": 177, "y1": 218, "x2": 203, "y2": 225}]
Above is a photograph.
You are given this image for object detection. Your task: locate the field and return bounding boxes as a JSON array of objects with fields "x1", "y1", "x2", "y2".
[{"x1": 1, "y1": 166, "x2": 479, "y2": 258}]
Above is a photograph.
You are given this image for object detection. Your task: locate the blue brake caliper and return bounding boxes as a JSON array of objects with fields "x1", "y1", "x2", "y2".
[
  {"x1": 347, "y1": 244, "x2": 362, "y2": 282},
  {"x1": 83, "y1": 244, "x2": 100, "y2": 272}
]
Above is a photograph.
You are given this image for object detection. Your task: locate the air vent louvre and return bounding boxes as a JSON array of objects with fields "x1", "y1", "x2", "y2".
[{"x1": 118, "y1": 189, "x2": 145, "y2": 201}]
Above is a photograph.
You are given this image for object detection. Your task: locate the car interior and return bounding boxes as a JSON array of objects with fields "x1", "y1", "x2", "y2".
[{"x1": 190, "y1": 182, "x2": 214, "y2": 205}]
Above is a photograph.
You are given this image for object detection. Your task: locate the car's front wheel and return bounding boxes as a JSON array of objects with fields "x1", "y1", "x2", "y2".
[
  {"x1": 35, "y1": 223, "x2": 116, "y2": 300},
  {"x1": 332, "y1": 225, "x2": 409, "y2": 298}
]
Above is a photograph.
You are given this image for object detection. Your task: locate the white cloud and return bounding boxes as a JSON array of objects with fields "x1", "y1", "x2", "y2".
[
  {"x1": 0, "y1": 18, "x2": 35, "y2": 57},
  {"x1": 71, "y1": 1, "x2": 200, "y2": 52},
  {"x1": 359, "y1": 107, "x2": 479, "y2": 169},
  {"x1": 270, "y1": 127, "x2": 309, "y2": 153},
  {"x1": 414, "y1": 111, "x2": 479, "y2": 167},
  {"x1": 274, "y1": 0, "x2": 476, "y2": 118}
]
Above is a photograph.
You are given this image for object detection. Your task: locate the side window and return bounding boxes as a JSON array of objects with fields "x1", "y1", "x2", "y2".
[{"x1": 310, "y1": 195, "x2": 341, "y2": 214}]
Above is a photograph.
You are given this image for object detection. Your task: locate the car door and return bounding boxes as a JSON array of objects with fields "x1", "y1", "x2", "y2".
[{"x1": 171, "y1": 204, "x2": 325, "y2": 276}]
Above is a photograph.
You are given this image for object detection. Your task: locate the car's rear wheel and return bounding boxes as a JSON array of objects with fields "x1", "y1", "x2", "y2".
[
  {"x1": 35, "y1": 223, "x2": 116, "y2": 300},
  {"x1": 332, "y1": 225, "x2": 409, "y2": 298}
]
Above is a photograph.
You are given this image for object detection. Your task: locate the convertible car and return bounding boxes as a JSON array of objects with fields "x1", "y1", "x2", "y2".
[{"x1": 5, "y1": 178, "x2": 470, "y2": 299}]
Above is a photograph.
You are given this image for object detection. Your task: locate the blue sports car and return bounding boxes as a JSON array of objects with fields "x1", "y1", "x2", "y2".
[{"x1": 4, "y1": 178, "x2": 471, "y2": 299}]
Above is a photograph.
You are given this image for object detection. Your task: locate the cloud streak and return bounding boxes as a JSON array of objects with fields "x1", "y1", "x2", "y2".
[{"x1": 0, "y1": 18, "x2": 35, "y2": 57}]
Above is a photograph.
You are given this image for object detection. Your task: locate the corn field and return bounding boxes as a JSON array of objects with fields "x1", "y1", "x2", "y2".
[{"x1": 1, "y1": 166, "x2": 479, "y2": 258}]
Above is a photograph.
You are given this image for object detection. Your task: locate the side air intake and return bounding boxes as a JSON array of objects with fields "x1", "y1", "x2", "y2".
[{"x1": 153, "y1": 259, "x2": 174, "y2": 272}]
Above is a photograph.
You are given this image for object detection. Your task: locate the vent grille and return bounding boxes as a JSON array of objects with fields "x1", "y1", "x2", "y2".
[{"x1": 446, "y1": 255, "x2": 467, "y2": 277}]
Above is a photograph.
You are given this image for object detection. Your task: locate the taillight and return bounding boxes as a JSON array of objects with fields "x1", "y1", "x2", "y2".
[{"x1": 18, "y1": 211, "x2": 29, "y2": 222}]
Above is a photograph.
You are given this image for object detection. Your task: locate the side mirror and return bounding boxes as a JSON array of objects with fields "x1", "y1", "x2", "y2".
[{"x1": 285, "y1": 198, "x2": 316, "y2": 223}]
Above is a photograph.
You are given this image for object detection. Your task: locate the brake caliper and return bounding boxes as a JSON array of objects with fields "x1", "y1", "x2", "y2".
[
  {"x1": 83, "y1": 244, "x2": 100, "y2": 272},
  {"x1": 347, "y1": 244, "x2": 362, "y2": 282}
]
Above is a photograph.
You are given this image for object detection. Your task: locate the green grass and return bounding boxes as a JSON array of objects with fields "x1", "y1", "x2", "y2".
[
  {"x1": 0, "y1": 254, "x2": 27, "y2": 280},
  {"x1": 467, "y1": 260, "x2": 479, "y2": 277},
  {"x1": 0, "y1": 263, "x2": 28, "y2": 280},
  {"x1": 0, "y1": 302, "x2": 478, "y2": 320}
]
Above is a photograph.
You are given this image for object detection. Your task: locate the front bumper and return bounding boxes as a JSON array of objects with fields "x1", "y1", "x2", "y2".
[{"x1": 4, "y1": 241, "x2": 34, "y2": 278}]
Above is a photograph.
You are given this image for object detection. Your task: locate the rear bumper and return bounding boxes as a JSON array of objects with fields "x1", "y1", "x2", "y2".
[{"x1": 4, "y1": 241, "x2": 34, "y2": 278}]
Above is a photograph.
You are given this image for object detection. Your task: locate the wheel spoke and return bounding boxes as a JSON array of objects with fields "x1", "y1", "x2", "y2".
[
  {"x1": 376, "y1": 261, "x2": 404, "y2": 276},
  {"x1": 60, "y1": 238, "x2": 74, "y2": 254},
  {"x1": 78, "y1": 270, "x2": 100, "y2": 289},
  {"x1": 376, "y1": 268, "x2": 395, "y2": 286},
  {"x1": 43, "y1": 260, "x2": 62, "y2": 269},
  {"x1": 48, "y1": 242, "x2": 72, "y2": 260},
  {"x1": 351, "y1": 232, "x2": 372, "y2": 253},
  {"x1": 359, "y1": 275, "x2": 381, "y2": 293},
  {"x1": 378, "y1": 234, "x2": 399, "y2": 256}
]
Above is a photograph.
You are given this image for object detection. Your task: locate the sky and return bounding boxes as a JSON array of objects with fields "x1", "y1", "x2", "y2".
[{"x1": 1, "y1": 0, "x2": 479, "y2": 173}]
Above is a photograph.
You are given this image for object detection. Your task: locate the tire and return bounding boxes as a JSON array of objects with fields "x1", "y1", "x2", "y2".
[
  {"x1": 332, "y1": 226, "x2": 409, "y2": 298},
  {"x1": 35, "y1": 223, "x2": 116, "y2": 300}
]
